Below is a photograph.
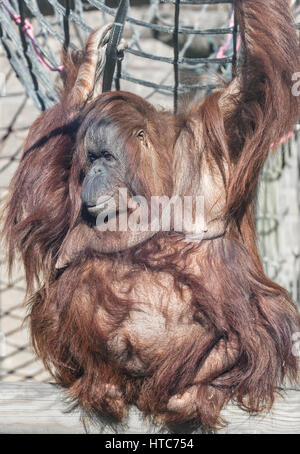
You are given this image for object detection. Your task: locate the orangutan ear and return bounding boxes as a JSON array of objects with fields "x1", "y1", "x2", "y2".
[{"x1": 136, "y1": 130, "x2": 148, "y2": 147}]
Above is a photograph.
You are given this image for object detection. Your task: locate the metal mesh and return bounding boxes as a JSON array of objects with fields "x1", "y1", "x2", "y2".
[
  {"x1": 0, "y1": 0, "x2": 240, "y2": 110},
  {"x1": 0, "y1": 0, "x2": 299, "y2": 382}
]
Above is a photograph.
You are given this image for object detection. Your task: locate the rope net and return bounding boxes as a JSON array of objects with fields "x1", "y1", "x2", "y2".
[
  {"x1": 0, "y1": 1, "x2": 299, "y2": 382},
  {"x1": 0, "y1": 0, "x2": 244, "y2": 111}
]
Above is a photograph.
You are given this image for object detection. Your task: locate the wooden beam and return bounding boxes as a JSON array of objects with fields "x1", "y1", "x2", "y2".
[{"x1": 0, "y1": 382, "x2": 299, "y2": 434}]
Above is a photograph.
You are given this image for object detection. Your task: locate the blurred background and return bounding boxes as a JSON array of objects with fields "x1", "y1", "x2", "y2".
[{"x1": 0, "y1": 0, "x2": 299, "y2": 383}]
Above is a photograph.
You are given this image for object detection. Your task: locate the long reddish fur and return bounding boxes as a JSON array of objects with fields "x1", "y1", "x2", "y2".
[{"x1": 2, "y1": 0, "x2": 300, "y2": 430}]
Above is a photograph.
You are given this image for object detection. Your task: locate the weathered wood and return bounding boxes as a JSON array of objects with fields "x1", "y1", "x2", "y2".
[{"x1": 0, "y1": 382, "x2": 299, "y2": 434}]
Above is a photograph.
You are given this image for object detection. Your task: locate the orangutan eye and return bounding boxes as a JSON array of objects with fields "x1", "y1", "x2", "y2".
[
  {"x1": 88, "y1": 150, "x2": 115, "y2": 163},
  {"x1": 87, "y1": 151, "x2": 98, "y2": 163},
  {"x1": 100, "y1": 150, "x2": 115, "y2": 162}
]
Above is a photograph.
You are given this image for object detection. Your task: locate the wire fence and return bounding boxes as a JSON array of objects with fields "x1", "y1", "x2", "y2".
[
  {"x1": 0, "y1": 0, "x2": 240, "y2": 110},
  {"x1": 0, "y1": 0, "x2": 299, "y2": 382}
]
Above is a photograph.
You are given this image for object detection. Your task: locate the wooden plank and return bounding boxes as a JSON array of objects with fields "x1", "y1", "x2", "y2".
[
  {"x1": 0, "y1": 382, "x2": 299, "y2": 434},
  {"x1": 219, "y1": 387, "x2": 300, "y2": 434}
]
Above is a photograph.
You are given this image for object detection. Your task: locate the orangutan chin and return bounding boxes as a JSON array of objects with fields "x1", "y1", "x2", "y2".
[{"x1": 3, "y1": 0, "x2": 300, "y2": 430}]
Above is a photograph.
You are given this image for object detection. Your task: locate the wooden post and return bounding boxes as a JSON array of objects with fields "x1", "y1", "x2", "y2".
[{"x1": 0, "y1": 382, "x2": 299, "y2": 434}]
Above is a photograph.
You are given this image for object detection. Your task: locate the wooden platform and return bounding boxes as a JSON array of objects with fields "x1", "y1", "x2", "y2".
[{"x1": 0, "y1": 382, "x2": 299, "y2": 434}]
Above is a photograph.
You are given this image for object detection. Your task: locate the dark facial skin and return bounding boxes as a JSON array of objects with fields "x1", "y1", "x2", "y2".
[
  {"x1": 81, "y1": 120, "x2": 128, "y2": 216},
  {"x1": 66, "y1": 115, "x2": 156, "y2": 259}
]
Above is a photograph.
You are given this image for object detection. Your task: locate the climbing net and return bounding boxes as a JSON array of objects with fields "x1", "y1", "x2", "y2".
[{"x1": 0, "y1": 0, "x2": 245, "y2": 111}]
